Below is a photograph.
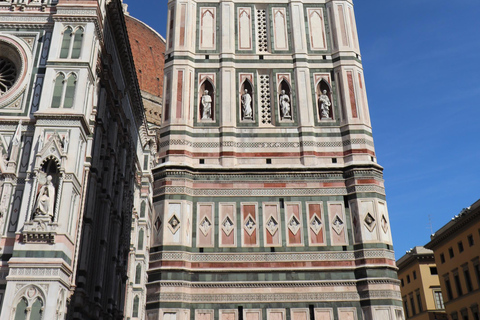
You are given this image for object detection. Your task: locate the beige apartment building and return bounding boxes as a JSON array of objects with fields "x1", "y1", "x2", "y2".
[
  {"x1": 425, "y1": 199, "x2": 480, "y2": 320},
  {"x1": 397, "y1": 246, "x2": 447, "y2": 320}
]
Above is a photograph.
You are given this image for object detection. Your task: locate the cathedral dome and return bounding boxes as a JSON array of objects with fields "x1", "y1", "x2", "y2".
[{"x1": 125, "y1": 14, "x2": 165, "y2": 125}]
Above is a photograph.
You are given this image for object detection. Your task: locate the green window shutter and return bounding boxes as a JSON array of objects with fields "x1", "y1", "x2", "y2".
[
  {"x1": 60, "y1": 27, "x2": 73, "y2": 58},
  {"x1": 30, "y1": 298, "x2": 44, "y2": 320},
  {"x1": 63, "y1": 74, "x2": 76, "y2": 108},
  {"x1": 52, "y1": 73, "x2": 65, "y2": 108},
  {"x1": 71, "y1": 28, "x2": 84, "y2": 59},
  {"x1": 14, "y1": 298, "x2": 27, "y2": 320}
]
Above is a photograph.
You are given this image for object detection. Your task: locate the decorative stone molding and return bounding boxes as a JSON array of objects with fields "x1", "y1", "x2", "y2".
[
  {"x1": 22, "y1": 218, "x2": 58, "y2": 244},
  {"x1": 158, "y1": 186, "x2": 348, "y2": 197}
]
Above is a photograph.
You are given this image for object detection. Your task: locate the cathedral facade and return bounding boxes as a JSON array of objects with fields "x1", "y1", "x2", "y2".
[{"x1": 0, "y1": 0, "x2": 402, "y2": 319}]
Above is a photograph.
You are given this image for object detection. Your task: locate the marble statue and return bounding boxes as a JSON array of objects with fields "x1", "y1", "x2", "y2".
[
  {"x1": 33, "y1": 175, "x2": 55, "y2": 219},
  {"x1": 279, "y1": 90, "x2": 291, "y2": 119},
  {"x1": 201, "y1": 90, "x2": 212, "y2": 120},
  {"x1": 319, "y1": 90, "x2": 331, "y2": 119},
  {"x1": 241, "y1": 89, "x2": 252, "y2": 120}
]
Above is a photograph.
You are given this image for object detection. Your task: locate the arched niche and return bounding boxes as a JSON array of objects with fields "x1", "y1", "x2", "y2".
[
  {"x1": 199, "y1": 78, "x2": 215, "y2": 121},
  {"x1": 316, "y1": 79, "x2": 333, "y2": 120},
  {"x1": 240, "y1": 79, "x2": 254, "y2": 121},
  {"x1": 278, "y1": 79, "x2": 292, "y2": 120}
]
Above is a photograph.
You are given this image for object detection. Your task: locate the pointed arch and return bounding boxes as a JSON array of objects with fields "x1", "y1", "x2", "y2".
[
  {"x1": 132, "y1": 295, "x2": 140, "y2": 317},
  {"x1": 140, "y1": 201, "x2": 146, "y2": 218},
  {"x1": 51, "y1": 73, "x2": 65, "y2": 108},
  {"x1": 60, "y1": 26, "x2": 73, "y2": 58},
  {"x1": 240, "y1": 79, "x2": 254, "y2": 121},
  {"x1": 63, "y1": 73, "x2": 77, "y2": 108},
  {"x1": 317, "y1": 78, "x2": 333, "y2": 120},
  {"x1": 135, "y1": 263, "x2": 142, "y2": 284},
  {"x1": 278, "y1": 79, "x2": 292, "y2": 120},
  {"x1": 71, "y1": 27, "x2": 84, "y2": 59},
  {"x1": 30, "y1": 298, "x2": 43, "y2": 320}
]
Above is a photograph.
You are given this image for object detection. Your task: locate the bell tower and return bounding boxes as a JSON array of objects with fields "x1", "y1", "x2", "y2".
[{"x1": 149, "y1": 0, "x2": 403, "y2": 320}]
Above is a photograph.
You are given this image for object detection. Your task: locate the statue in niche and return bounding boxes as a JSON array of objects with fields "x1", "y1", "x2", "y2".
[
  {"x1": 319, "y1": 90, "x2": 332, "y2": 119},
  {"x1": 279, "y1": 90, "x2": 291, "y2": 119},
  {"x1": 33, "y1": 175, "x2": 55, "y2": 219},
  {"x1": 241, "y1": 89, "x2": 252, "y2": 120},
  {"x1": 201, "y1": 90, "x2": 212, "y2": 120}
]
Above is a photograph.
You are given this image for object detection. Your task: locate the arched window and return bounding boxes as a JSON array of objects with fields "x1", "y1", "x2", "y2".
[
  {"x1": 30, "y1": 298, "x2": 43, "y2": 320},
  {"x1": 14, "y1": 297, "x2": 27, "y2": 320},
  {"x1": 51, "y1": 73, "x2": 77, "y2": 109},
  {"x1": 71, "y1": 27, "x2": 84, "y2": 59},
  {"x1": 132, "y1": 295, "x2": 140, "y2": 317},
  {"x1": 138, "y1": 229, "x2": 144, "y2": 250},
  {"x1": 199, "y1": 78, "x2": 215, "y2": 121},
  {"x1": 60, "y1": 27, "x2": 73, "y2": 59},
  {"x1": 135, "y1": 264, "x2": 142, "y2": 284},
  {"x1": 140, "y1": 201, "x2": 146, "y2": 218},
  {"x1": 60, "y1": 26, "x2": 84, "y2": 59}
]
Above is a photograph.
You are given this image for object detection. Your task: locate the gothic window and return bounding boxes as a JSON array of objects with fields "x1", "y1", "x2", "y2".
[
  {"x1": 60, "y1": 26, "x2": 84, "y2": 59},
  {"x1": 135, "y1": 264, "x2": 142, "y2": 284},
  {"x1": 199, "y1": 78, "x2": 214, "y2": 121},
  {"x1": 278, "y1": 79, "x2": 292, "y2": 120},
  {"x1": 240, "y1": 79, "x2": 254, "y2": 121},
  {"x1": 317, "y1": 79, "x2": 333, "y2": 120},
  {"x1": 132, "y1": 295, "x2": 140, "y2": 317},
  {"x1": 71, "y1": 27, "x2": 84, "y2": 59},
  {"x1": 140, "y1": 201, "x2": 146, "y2": 218},
  {"x1": 14, "y1": 298, "x2": 28, "y2": 320},
  {"x1": 60, "y1": 27, "x2": 73, "y2": 58},
  {"x1": 52, "y1": 72, "x2": 77, "y2": 108},
  {"x1": 199, "y1": 8, "x2": 216, "y2": 50},
  {"x1": 30, "y1": 298, "x2": 43, "y2": 320},
  {"x1": 138, "y1": 229, "x2": 144, "y2": 250}
]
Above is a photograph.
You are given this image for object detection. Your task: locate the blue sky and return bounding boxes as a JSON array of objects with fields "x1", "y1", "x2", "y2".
[{"x1": 126, "y1": 1, "x2": 480, "y2": 259}]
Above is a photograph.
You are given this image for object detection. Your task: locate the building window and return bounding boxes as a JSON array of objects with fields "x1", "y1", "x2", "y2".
[
  {"x1": 474, "y1": 262, "x2": 480, "y2": 288},
  {"x1": 458, "y1": 241, "x2": 464, "y2": 253},
  {"x1": 449, "y1": 247, "x2": 454, "y2": 258},
  {"x1": 401, "y1": 278, "x2": 404, "y2": 287},
  {"x1": 132, "y1": 295, "x2": 139, "y2": 317},
  {"x1": 454, "y1": 273, "x2": 463, "y2": 297},
  {"x1": 413, "y1": 271, "x2": 417, "y2": 280},
  {"x1": 440, "y1": 253, "x2": 445, "y2": 264},
  {"x1": 407, "y1": 275, "x2": 411, "y2": 283},
  {"x1": 468, "y1": 234, "x2": 474, "y2": 246},
  {"x1": 416, "y1": 292, "x2": 423, "y2": 312},
  {"x1": 51, "y1": 72, "x2": 77, "y2": 108},
  {"x1": 410, "y1": 296, "x2": 416, "y2": 315},
  {"x1": 60, "y1": 26, "x2": 84, "y2": 59},
  {"x1": 135, "y1": 264, "x2": 142, "y2": 285},
  {"x1": 138, "y1": 229, "x2": 144, "y2": 250},
  {"x1": 433, "y1": 290, "x2": 444, "y2": 309},
  {"x1": 430, "y1": 267, "x2": 438, "y2": 275},
  {"x1": 464, "y1": 267, "x2": 473, "y2": 292},
  {"x1": 445, "y1": 277, "x2": 453, "y2": 301},
  {"x1": 403, "y1": 300, "x2": 409, "y2": 318}
]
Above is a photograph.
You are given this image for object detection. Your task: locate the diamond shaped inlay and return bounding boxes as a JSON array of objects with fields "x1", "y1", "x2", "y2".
[
  {"x1": 309, "y1": 214, "x2": 322, "y2": 235},
  {"x1": 199, "y1": 216, "x2": 212, "y2": 236},
  {"x1": 364, "y1": 212, "x2": 376, "y2": 232},
  {"x1": 381, "y1": 215, "x2": 389, "y2": 233},
  {"x1": 332, "y1": 215, "x2": 344, "y2": 235},
  {"x1": 244, "y1": 215, "x2": 256, "y2": 236},
  {"x1": 154, "y1": 216, "x2": 162, "y2": 231},
  {"x1": 167, "y1": 214, "x2": 180, "y2": 234},
  {"x1": 266, "y1": 216, "x2": 279, "y2": 236},
  {"x1": 221, "y1": 216, "x2": 234, "y2": 236},
  {"x1": 288, "y1": 215, "x2": 301, "y2": 235}
]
